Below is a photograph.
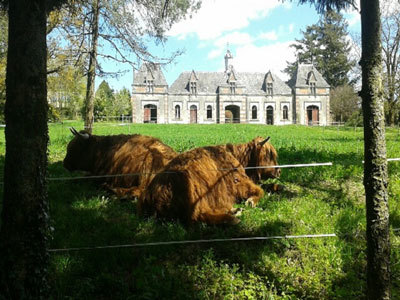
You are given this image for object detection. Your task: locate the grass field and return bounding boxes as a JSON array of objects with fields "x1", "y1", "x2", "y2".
[{"x1": 3, "y1": 122, "x2": 400, "y2": 299}]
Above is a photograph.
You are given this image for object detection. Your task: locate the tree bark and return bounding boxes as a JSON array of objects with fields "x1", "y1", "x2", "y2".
[
  {"x1": 360, "y1": 0, "x2": 391, "y2": 299},
  {"x1": 0, "y1": 0, "x2": 50, "y2": 298},
  {"x1": 84, "y1": 0, "x2": 100, "y2": 134}
]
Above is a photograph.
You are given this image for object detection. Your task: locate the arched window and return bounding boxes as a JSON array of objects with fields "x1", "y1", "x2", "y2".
[
  {"x1": 266, "y1": 106, "x2": 274, "y2": 125},
  {"x1": 282, "y1": 105, "x2": 288, "y2": 120},
  {"x1": 207, "y1": 105, "x2": 212, "y2": 119},
  {"x1": 251, "y1": 105, "x2": 257, "y2": 119},
  {"x1": 174, "y1": 105, "x2": 180, "y2": 119}
]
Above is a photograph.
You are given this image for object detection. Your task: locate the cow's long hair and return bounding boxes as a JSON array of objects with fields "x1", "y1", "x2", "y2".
[
  {"x1": 138, "y1": 146, "x2": 264, "y2": 225},
  {"x1": 63, "y1": 128, "x2": 177, "y2": 197},
  {"x1": 221, "y1": 136, "x2": 280, "y2": 182}
]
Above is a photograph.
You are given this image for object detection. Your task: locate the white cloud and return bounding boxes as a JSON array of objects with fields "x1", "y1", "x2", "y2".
[
  {"x1": 258, "y1": 31, "x2": 278, "y2": 41},
  {"x1": 343, "y1": 0, "x2": 360, "y2": 27},
  {"x1": 207, "y1": 32, "x2": 253, "y2": 60},
  {"x1": 214, "y1": 32, "x2": 253, "y2": 47},
  {"x1": 345, "y1": 10, "x2": 360, "y2": 27},
  {"x1": 168, "y1": 0, "x2": 284, "y2": 40},
  {"x1": 288, "y1": 23, "x2": 294, "y2": 34},
  {"x1": 226, "y1": 42, "x2": 296, "y2": 81},
  {"x1": 208, "y1": 49, "x2": 223, "y2": 59}
]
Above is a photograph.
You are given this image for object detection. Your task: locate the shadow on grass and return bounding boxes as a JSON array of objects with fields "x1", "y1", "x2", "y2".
[
  {"x1": 48, "y1": 161, "x2": 296, "y2": 298},
  {"x1": 46, "y1": 145, "x2": 371, "y2": 299}
]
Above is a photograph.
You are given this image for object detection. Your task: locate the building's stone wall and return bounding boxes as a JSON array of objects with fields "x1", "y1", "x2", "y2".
[{"x1": 131, "y1": 61, "x2": 330, "y2": 126}]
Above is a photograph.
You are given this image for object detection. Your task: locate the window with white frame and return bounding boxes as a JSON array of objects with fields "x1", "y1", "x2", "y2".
[
  {"x1": 174, "y1": 105, "x2": 181, "y2": 119},
  {"x1": 282, "y1": 105, "x2": 288, "y2": 120},
  {"x1": 251, "y1": 105, "x2": 257, "y2": 119},
  {"x1": 207, "y1": 105, "x2": 212, "y2": 119}
]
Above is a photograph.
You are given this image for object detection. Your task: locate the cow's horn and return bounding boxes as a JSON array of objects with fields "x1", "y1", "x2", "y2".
[
  {"x1": 70, "y1": 127, "x2": 79, "y2": 136},
  {"x1": 70, "y1": 127, "x2": 89, "y2": 140},
  {"x1": 259, "y1": 136, "x2": 270, "y2": 146}
]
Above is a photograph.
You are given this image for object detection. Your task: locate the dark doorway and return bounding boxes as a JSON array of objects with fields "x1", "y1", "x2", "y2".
[
  {"x1": 266, "y1": 105, "x2": 274, "y2": 125},
  {"x1": 190, "y1": 105, "x2": 197, "y2": 123},
  {"x1": 306, "y1": 105, "x2": 319, "y2": 125},
  {"x1": 225, "y1": 105, "x2": 240, "y2": 123},
  {"x1": 144, "y1": 104, "x2": 157, "y2": 123}
]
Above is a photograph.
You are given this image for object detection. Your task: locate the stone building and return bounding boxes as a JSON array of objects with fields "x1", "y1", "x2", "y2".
[{"x1": 131, "y1": 51, "x2": 330, "y2": 125}]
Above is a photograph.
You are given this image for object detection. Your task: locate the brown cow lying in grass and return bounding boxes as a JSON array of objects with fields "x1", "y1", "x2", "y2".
[
  {"x1": 138, "y1": 146, "x2": 264, "y2": 225},
  {"x1": 63, "y1": 128, "x2": 177, "y2": 198},
  {"x1": 220, "y1": 136, "x2": 281, "y2": 183}
]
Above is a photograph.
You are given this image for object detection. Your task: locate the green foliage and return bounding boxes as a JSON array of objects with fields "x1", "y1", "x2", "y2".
[
  {"x1": 94, "y1": 80, "x2": 114, "y2": 118},
  {"x1": 47, "y1": 66, "x2": 86, "y2": 120},
  {"x1": 93, "y1": 82, "x2": 131, "y2": 120},
  {"x1": 294, "y1": 0, "x2": 357, "y2": 13},
  {"x1": 285, "y1": 10, "x2": 356, "y2": 88},
  {"x1": 346, "y1": 110, "x2": 363, "y2": 127},
  {"x1": 1, "y1": 123, "x2": 399, "y2": 299},
  {"x1": 112, "y1": 87, "x2": 131, "y2": 116},
  {"x1": 330, "y1": 84, "x2": 361, "y2": 123},
  {"x1": 48, "y1": 103, "x2": 61, "y2": 122}
]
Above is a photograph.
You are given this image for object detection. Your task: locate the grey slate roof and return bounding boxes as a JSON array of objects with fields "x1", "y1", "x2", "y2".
[
  {"x1": 133, "y1": 63, "x2": 168, "y2": 86},
  {"x1": 287, "y1": 63, "x2": 330, "y2": 88},
  {"x1": 169, "y1": 71, "x2": 292, "y2": 95}
]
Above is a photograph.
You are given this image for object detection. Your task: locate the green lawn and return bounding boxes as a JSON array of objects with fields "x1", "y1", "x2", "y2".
[{"x1": 2, "y1": 122, "x2": 400, "y2": 299}]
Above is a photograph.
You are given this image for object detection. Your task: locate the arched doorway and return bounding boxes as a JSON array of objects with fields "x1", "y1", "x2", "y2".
[
  {"x1": 225, "y1": 105, "x2": 240, "y2": 123},
  {"x1": 190, "y1": 105, "x2": 197, "y2": 123},
  {"x1": 266, "y1": 106, "x2": 274, "y2": 125},
  {"x1": 143, "y1": 104, "x2": 157, "y2": 123},
  {"x1": 306, "y1": 105, "x2": 319, "y2": 125}
]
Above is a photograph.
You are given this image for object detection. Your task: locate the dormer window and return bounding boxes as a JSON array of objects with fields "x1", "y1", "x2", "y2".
[
  {"x1": 188, "y1": 70, "x2": 198, "y2": 95},
  {"x1": 190, "y1": 81, "x2": 197, "y2": 94},
  {"x1": 265, "y1": 71, "x2": 274, "y2": 96},
  {"x1": 230, "y1": 82, "x2": 236, "y2": 94},
  {"x1": 146, "y1": 79, "x2": 154, "y2": 93},
  {"x1": 310, "y1": 82, "x2": 316, "y2": 95},
  {"x1": 307, "y1": 71, "x2": 317, "y2": 96},
  {"x1": 266, "y1": 82, "x2": 273, "y2": 95}
]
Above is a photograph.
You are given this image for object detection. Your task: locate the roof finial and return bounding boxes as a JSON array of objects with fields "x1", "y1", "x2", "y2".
[{"x1": 224, "y1": 45, "x2": 233, "y2": 73}]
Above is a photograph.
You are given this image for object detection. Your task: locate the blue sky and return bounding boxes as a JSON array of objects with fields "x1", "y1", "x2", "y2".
[{"x1": 99, "y1": 0, "x2": 361, "y2": 92}]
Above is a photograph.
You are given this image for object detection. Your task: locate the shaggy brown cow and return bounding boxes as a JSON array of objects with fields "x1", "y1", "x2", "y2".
[
  {"x1": 221, "y1": 136, "x2": 281, "y2": 183},
  {"x1": 63, "y1": 128, "x2": 177, "y2": 197},
  {"x1": 138, "y1": 146, "x2": 264, "y2": 225}
]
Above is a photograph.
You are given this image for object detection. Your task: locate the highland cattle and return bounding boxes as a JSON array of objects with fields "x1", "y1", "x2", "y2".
[
  {"x1": 220, "y1": 136, "x2": 281, "y2": 183},
  {"x1": 138, "y1": 146, "x2": 264, "y2": 225},
  {"x1": 63, "y1": 128, "x2": 177, "y2": 197}
]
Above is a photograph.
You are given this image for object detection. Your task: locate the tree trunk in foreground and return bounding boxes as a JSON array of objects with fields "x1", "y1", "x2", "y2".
[
  {"x1": 360, "y1": 0, "x2": 391, "y2": 299},
  {"x1": 84, "y1": 0, "x2": 100, "y2": 133},
  {"x1": 0, "y1": 0, "x2": 50, "y2": 298}
]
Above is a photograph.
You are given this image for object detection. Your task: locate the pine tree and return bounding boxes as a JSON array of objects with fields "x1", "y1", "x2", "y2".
[{"x1": 285, "y1": 10, "x2": 355, "y2": 88}]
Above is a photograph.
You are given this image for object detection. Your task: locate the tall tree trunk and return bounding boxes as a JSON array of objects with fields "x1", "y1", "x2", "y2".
[
  {"x1": 360, "y1": 1, "x2": 391, "y2": 299},
  {"x1": 84, "y1": 0, "x2": 100, "y2": 133},
  {"x1": 0, "y1": 0, "x2": 50, "y2": 298}
]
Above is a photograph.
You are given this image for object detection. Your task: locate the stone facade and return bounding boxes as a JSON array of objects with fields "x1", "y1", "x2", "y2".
[{"x1": 131, "y1": 52, "x2": 330, "y2": 125}]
